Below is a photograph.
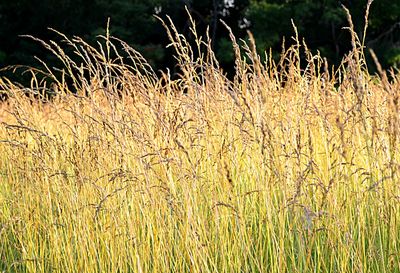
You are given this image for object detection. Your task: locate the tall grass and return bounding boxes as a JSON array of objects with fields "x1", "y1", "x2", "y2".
[{"x1": 1, "y1": 5, "x2": 400, "y2": 272}]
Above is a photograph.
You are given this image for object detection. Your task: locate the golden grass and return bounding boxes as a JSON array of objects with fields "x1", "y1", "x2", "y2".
[{"x1": 1, "y1": 6, "x2": 400, "y2": 273}]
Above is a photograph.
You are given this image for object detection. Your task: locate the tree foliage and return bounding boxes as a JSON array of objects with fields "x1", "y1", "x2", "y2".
[
  {"x1": 0, "y1": 0, "x2": 399, "y2": 76},
  {"x1": 247, "y1": 0, "x2": 400, "y2": 68}
]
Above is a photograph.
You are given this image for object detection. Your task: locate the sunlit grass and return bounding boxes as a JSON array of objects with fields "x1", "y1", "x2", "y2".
[{"x1": 1, "y1": 5, "x2": 400, "y2": 272}]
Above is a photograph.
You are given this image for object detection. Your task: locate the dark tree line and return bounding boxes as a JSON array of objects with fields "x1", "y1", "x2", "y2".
[{"x1": 0, "y1": 0, "x2": 399, "y2": 81}]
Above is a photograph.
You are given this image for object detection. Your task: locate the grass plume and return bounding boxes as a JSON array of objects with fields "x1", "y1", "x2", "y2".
[{"x1": 1, "y1": 4, "x2": 400, "y2": 272}]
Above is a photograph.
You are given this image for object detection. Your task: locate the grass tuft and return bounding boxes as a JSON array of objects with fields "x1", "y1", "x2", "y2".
[{"x1": 1, "y1": 4, "x2": 400, "y2": 272}]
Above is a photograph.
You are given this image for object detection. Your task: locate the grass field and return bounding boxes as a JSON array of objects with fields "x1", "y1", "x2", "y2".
[{"x1": 1, "y1": 7, "x2": 400, "y2": 273}]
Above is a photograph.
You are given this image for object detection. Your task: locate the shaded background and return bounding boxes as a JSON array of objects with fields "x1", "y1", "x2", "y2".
[{"x1": 0, "y1": 0, "x2": 399, "y2": 80}]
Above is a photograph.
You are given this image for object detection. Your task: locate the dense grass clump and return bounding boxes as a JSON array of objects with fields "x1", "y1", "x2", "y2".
[{"x1": 1, "y1": 7, "x2": 400, "y2": 273}]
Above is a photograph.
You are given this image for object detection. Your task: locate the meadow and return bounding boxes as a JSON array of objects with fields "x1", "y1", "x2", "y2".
[{"x1": 1, "y1": 6, "x2": 400, "y2": 273}]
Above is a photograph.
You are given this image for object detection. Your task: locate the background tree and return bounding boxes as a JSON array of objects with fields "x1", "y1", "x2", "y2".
[
  {"x1": 0, "y1": 0, "x2": 399, "y2": 83},
  {"x1": 246, "y1": 0, "x2": 400, "y2": 68}
]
